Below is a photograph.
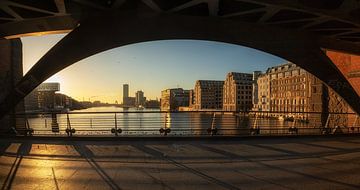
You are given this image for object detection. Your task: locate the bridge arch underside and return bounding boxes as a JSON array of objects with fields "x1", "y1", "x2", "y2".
[{"x1": 0, "y1": 11, "x2": 359, "y2": 117}]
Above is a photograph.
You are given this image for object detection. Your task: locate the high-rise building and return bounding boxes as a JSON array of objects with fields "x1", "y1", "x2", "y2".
[
  {"x1": 135, "y1": 90, "x2": 146, "y2": 107},
  {"x1": 123, "y1": 84, "x2": 129, "y2": 105},
  {"x1": 193, "y1": 80, "x2": 224, "y2": 110},
  {"x1": 160, "y1": 88, "x2": 190, "y2": 111},
  {"x1": 223, "y1": 72, "x2": 253, "y2": 111}
]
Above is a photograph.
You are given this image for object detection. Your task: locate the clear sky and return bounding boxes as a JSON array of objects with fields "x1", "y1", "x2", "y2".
[{"x1": 22, "y1": 34, "x2": 286, "y2": 103}]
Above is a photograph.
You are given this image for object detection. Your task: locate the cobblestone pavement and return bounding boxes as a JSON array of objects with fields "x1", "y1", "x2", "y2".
[{"x1": 0, "y1": 136, "x2": 359, "y2": 190}]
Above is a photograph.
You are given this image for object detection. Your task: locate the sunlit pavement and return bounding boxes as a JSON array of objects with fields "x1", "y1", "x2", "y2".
[{"x1": 0, "y1": 136, "x2": 360, "y2": 190}]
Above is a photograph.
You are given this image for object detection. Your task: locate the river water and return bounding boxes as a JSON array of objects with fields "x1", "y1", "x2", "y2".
[{"x1": 26, "y1": 106, "x2": 315, "y2": 136}]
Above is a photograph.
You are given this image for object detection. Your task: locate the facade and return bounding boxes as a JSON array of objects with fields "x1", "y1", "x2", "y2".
[
  {"x1": 37, "y1": 83, "x2": 60, "y2": 110},
  {"x1": 160, "y1": 88, "x2": 190, "y2": 111},
  {"x1": 135, "y1": 90, "x2": 146, "y2": 107},
  {"x1": 122, "y1": 84, "x2": 136, "y2": 107},
  {"x1": 123, "y1": 84, "x2": 129, "y2": 105},
  {"x1": 252, "y1": 62, "x2": 356, "y2": 127},
  {"x1": 189, "y1": 89, "x2": 195, "y2": 108},
  {"x1": 266, "y1": 63, "x2": 311, "y2": 114},
  {"x1": 24, "y1": 90, "x2": 39, "y2": 111},
  {"x1": 223, "y1": 72, "x2": 253, "y2": 111},
  {"x1": 254, "y1": 74, "x2": 270, "y2": 111},
  {"x1": 25, "y1": 83, "x2": 60, "y2": 111},
  {"x1": 145, "y1": 99, "x2": 160, "y2": 108},
  {"x1": 24, "y1": 83, "x2": 81, "y2": 111},
  {"x1": 193, "y1": 80, "x2": 224, "y2": 110},
  {"x1": 252, "y1": 71, "x2": 262, "y2": 107}
]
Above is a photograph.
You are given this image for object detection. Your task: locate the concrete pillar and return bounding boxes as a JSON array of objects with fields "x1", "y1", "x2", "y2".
[{"x1": 0, "y1": 38, "x2": 24, "y2": 133}]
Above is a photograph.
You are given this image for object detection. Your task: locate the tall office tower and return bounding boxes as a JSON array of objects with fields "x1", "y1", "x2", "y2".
[
  {"x1": 135, "y1": 90, "x2": 146, "y2": 106},
  {"x1": 123, "y1": 84, "x2": 129, "y2": 105}
]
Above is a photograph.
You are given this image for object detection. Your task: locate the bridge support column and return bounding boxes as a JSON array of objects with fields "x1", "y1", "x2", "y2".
[
  {"x1": 325, "y1": 51, "x2": 360, "y2": 126},
  {"x1": 0, "y1": 39, "x2": 24, "y2": 134}
]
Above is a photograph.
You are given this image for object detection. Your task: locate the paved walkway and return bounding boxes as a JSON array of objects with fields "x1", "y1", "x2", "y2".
[{"x1": 0, "y1": 136, "x2": 359, "y2": 190}]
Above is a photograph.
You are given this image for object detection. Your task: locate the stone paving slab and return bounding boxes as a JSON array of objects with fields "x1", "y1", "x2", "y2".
[{"x1": 0, "y1": 136, "x2": 359, "y2": 190}]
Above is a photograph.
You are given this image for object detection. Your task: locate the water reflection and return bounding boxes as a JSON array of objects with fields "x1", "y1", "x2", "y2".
[{"x1": 25, "y1": 107, "x2": 322, "y2": 136}]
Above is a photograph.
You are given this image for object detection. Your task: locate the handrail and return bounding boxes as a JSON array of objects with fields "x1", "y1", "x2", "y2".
[
  {"x1": 10, "y1": 110, "x2": 359, "y2": 137},
  {"x1": 14, "y1": 110, "x2": 358, "y2": 115}
]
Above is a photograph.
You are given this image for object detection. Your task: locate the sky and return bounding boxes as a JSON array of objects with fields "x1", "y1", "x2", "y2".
[{"x1": 21, "y1": 34, "x2": 286, "y2": 103}]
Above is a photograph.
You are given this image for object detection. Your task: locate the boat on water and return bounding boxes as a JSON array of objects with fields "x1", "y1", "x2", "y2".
[{"x1": 136, "y1": 105, "x2": 145, "y2": 110}]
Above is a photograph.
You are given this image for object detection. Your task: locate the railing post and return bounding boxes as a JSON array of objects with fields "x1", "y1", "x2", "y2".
[
  {"x1": 66, "y1": 113, "x2": 72, "y2": 137},
  {"x1": 140, "y1": 116, "x2": 142, "y2": 128},
  {"x1": 160, "y1": 113, "x2": 171, "y2": 136},
  {"x1": 212, "y1": 113, "x2": 216, "y2": 136},
  {"x1": 235, "y1": 112, "x2": 239, "y2": 127},
  {"x1": 165, "y1": 113, "x2": 168, "y2": 136},
  {"x1": 51, "y1": 113, "x2": 59, "y2": 133},
  {"x1": 24, "y1": 116, "x2": 33, "y2": 136},
  {"x1": 114, "y1": 113, "x2": 118, "y2": 136},
  {"x1": 322, "y1": 113, "x2": 331, "y2": 134},
  {"x1": 352, "y1": 115, "x2": 359, "y2": 128},
  {"x1": 207, "y1": 113, "x2": 218, "y2": 136}
]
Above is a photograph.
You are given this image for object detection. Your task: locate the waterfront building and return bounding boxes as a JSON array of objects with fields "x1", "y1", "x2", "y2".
[
  {"x1": 37, "y1": 83, "x2": 60, "y2": 110},
  {"x1": 145, "y1": 99, "x2": 160, "y2": 108},
  {"x1": 193, "y1": 80, "x2": 224, "y2": 110},
  {"x1": 122, "y1": 84, "x2": 136, "y2": 107},
  {"x1": 24, "y1": 90, "x2": 39, "y2": 111},
  {"x1": 25, "y1": 82, "x2": 60, "y2": 111},
  {"x1": 135, "y1": 90, "x2": 146, "y2": 107},
  {"x1": 189, "y1": 89, "x2": 195, "y2": 108},
  {"x1": 160, "y1": 88, "x2": 190, "y2": 111},
  {"x1": 223, "y1": 72, "x2": 253, "y2": 111},
  {"x1": 24, "y1": 83, "x2": 81, "y2": 111},
  {"x1": 253, "y1": 62, "x2": 354, "y2": 127},
  {"x1": 254, "y1": 73, "x2": 270, "y2": 111},
  {"x1": 123, "y1": 84, "x2": 129, "y2": 105},
  {"x1": 252, "y1": 71, "x2": 263, "y2": 107},
  {"x1": 266, "y1": 63, "x2": 315, "y2": 114},
  {"x1": 254, "y1": 63, "x2": 315, "y2": 117}
]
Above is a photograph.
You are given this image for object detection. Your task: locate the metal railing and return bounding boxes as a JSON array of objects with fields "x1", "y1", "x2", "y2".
[{"x1": 11, "y1": 110, "x2": 360, "y2": 137}]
